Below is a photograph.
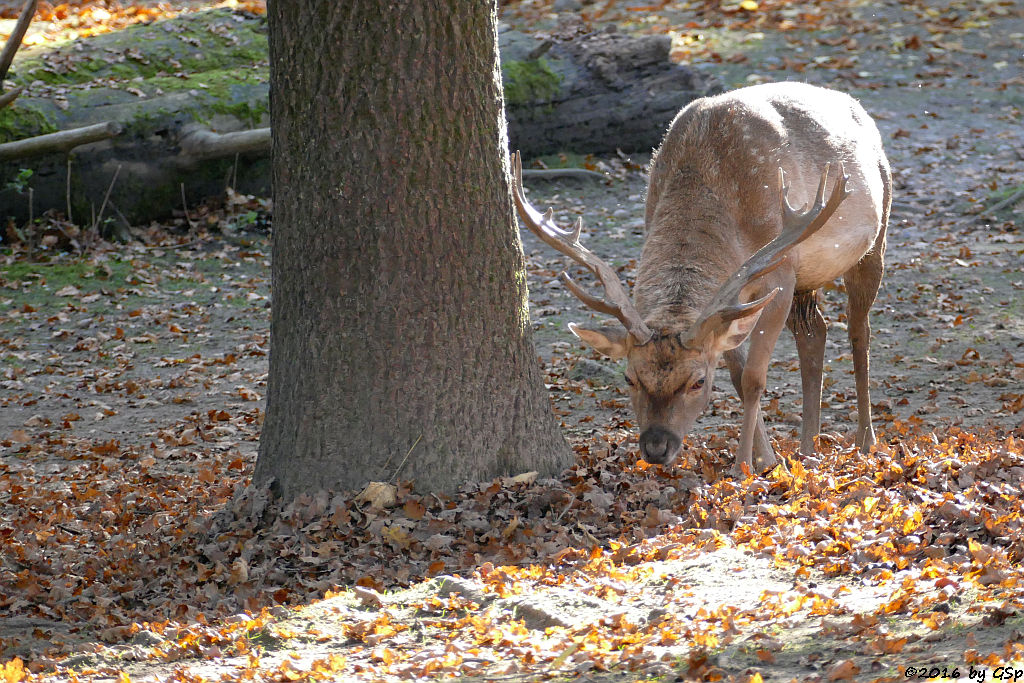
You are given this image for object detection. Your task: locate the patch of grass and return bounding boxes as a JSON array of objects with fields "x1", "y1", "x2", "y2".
[
  {"x1": 1, "y1": 258, "x2": 132, "y2": 293},
  {"x1": 0, "y1": 257, "x2": 140, "y2": 321},
  {"x1": 158, "y1": 276, "x2": 206, "y2": 293},
  {"x1": 1, "y1": 353, "x2": 26, "y2": 368}
]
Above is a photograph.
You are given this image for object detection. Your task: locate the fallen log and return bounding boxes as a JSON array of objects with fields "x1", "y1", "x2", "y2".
[
  {"x1": 502, "y1": 27, "x2": 720, "y2": 156},
  {"x1": 0, "y1": 10, "x2": 718, "y2": 226}
]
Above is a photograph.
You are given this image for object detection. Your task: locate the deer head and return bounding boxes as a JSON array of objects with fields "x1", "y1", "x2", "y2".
[{"x1": 511, "y1": 152, "x2": 848, "y2": 465}]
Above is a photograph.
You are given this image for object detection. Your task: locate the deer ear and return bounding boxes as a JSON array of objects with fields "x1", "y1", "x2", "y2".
[
  {"x1": 710, "y1": 309, "x2": 764, "y2": 354},
  {"x1": 568, "y1": 323, "x2": 629, "y2": 360},
  {"x1": 685, "y1": 287, "x2": 780, "y2": 354}
]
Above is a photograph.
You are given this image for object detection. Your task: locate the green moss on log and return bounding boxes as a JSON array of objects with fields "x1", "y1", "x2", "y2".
[
  {"x1": 143, "y1": 68, "x2": 269, "y2": 126},
  {"x1": 0, "y1": 9, "x2": 270, "y2": 144},
  {"x1": 502, "y1": 58, "x2": 562, "y2": 105},
  {"x1": 10, "y1": 9, "x2": 268, "y2": 89},
  {"x1": 0, "y1": 103, "x2": 58, "y2": 143}
]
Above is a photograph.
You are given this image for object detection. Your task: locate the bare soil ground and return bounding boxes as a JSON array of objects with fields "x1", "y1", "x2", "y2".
[{"x1": 1, "y1": 0, "x2": 1023, "y2": 681}]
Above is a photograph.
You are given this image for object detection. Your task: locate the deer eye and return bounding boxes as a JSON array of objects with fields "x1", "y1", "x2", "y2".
[
  {"x1": 689, "y1": 377, "x2": 706, "y2": 393},
  {"x1": 624, "y1": 374, "x2": 636, "y2": 388}
]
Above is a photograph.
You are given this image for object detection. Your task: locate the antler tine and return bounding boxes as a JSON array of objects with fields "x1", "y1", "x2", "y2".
[
  {"x1": 730, "y1": 161, "x2": 849, "y2": 302},
  {"x1": 683, "y1": 162, "x2": 850, "y2": 346},
  {"x1": 559, "y1": 272, "x2": 621, "y2": 318},
  {"x1": 781, "y1": 162, "x2": 850, "y2": 243},
  {"x1": 511, "y1": 151, "x2": 653, "y2": 344},
  {"x1": 570, "y1": 216, "x2": 584, "y2": 246}
]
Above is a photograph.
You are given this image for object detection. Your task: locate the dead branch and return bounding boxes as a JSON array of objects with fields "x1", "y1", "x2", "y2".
[
  {"x1": 0, "y1": 0, "x2": 37, "y2": 110},
  {"x1": 179, "y1": 126, "x2": 271, "y2": 160},
  {"x1": 0, "y1": 121, "x2": 122, "y2": 160}
]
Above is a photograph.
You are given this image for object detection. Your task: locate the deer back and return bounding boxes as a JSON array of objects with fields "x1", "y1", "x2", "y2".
[{"x1": 639, "y1": 82, "x2": 889, "y2": 329}]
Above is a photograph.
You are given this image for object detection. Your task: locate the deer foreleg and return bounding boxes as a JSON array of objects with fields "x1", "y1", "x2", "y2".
[
  {"x1": 723, "y1": 347, "x2": 773, "y2": 468},
  {"x1": 787, "y1": 289, "x2": 826, "y2": 456},
  {"x1": 734, "y1": 285, "x2": 792, "y2": 476}
]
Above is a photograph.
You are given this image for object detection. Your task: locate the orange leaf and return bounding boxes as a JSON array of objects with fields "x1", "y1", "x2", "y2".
[
  {"x1": 826, "y1": 659, "x2": 860, "y2": 680},
  {"x1": 404, "y1": 499, "x2": 426, "y2": 520},
  {"x1": 1, "y1": 658, "x2": 26, "y2": 683}
]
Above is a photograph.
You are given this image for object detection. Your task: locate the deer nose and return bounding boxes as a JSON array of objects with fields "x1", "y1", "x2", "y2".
[{"x1": 639, "y1": 426, "x2": 681, "y2": 465}]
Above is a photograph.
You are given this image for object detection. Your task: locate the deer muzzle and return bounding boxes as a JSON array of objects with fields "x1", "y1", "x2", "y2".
[{"x1": 639, "y1": 425, "x2": 681, "y2": 465}]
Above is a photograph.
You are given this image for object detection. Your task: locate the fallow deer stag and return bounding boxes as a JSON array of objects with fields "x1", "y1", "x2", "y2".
[{"x1": 512, "y1": 82, "x2": 890, "y2": 476}]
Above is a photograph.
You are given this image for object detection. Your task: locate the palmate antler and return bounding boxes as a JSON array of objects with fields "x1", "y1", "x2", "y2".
[
  {"x1": 682, "y1": 162, "x2": 851, "y2": 347},
  {"x1": 0, "y1": 0, "x2": 37, "y2": 110},
  {"x1": 511, "y1": 151, "x2": 655, "y2": 344}
]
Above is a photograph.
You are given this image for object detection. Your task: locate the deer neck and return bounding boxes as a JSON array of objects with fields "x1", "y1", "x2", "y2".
[{"x1": 633, "y1": 202, "x2": 746, "y2": 336}]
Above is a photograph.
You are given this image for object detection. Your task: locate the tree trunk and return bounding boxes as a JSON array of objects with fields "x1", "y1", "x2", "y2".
[{"x1": 254, "y1": 0, "x2": 572, "y2": 498}]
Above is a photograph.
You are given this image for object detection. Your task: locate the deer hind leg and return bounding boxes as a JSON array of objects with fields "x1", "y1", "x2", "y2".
[
  {"x1": 723, "y1": 347, "x2": 773, "y2": 469},
  {"x1": 786, "y1": 290, "x2": 826, "y2": 456},
  {"x1": 844, "y1": 240, "x2": 885, "y2": 453}
]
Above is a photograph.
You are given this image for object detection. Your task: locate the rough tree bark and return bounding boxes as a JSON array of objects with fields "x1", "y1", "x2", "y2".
[{"x1": 254, "y1": 1, "x2": 572, "y2": 497}]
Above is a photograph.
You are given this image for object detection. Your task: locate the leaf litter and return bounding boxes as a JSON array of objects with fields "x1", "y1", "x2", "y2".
[{"x1": 2, "y1": 0, "x2": 1024, "y2": 681}]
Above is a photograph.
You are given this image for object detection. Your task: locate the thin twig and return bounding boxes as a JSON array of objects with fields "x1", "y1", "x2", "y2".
[
  {"x1": 936, "y1": 184, "x2": 1024, "y2": 236},
  {"x1": 65, "y1": 155, "x2": 72, "y2": 222},
  {"x1": 388, "y1": 434, "x2": 422, "y2": 484},
  {"x1": 521, "y1": 168, "x2": 606, "y2": 181},
  {"x1": 93, "y1": 164, "x2": 121, "y2": 232},
  {"x1": 139, "y1": 238, "x2": 205, "y2": 251},
  {"x1": 108, "y1": 200, "x2": 131, "y2": 232},
  {"x1": 985, "y1": 186, "x2": 1024, "y2": 217},
  {"x1": 180, "y1": 183, "x2": 196, "y2": 230},
  {"x1": 0, "y1": 0, "x2": 37, "y2": 85},
  {"x1": 554, "y1": 494, "x2": 577, "y2": 523}
]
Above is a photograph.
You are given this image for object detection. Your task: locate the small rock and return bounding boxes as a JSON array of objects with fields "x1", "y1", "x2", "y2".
[
  {"x1": 353, "y1": 585, "x2": 384, "y2": 606},
  {"x1": 433, "y1": 576, "x2": 487, "y2": 604},
  {"x1": 63, "y1": 654, "x2": 99, "y2": 669},
  {"x1": 503, "y1": 601, "x2": 574, "y2": 630},
  {"x1": 646, "y1": 607, "x2": 669, "y2": 623},
  {"x1": 130, "y1": 630, "x2": 165, "y2": 647}
]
